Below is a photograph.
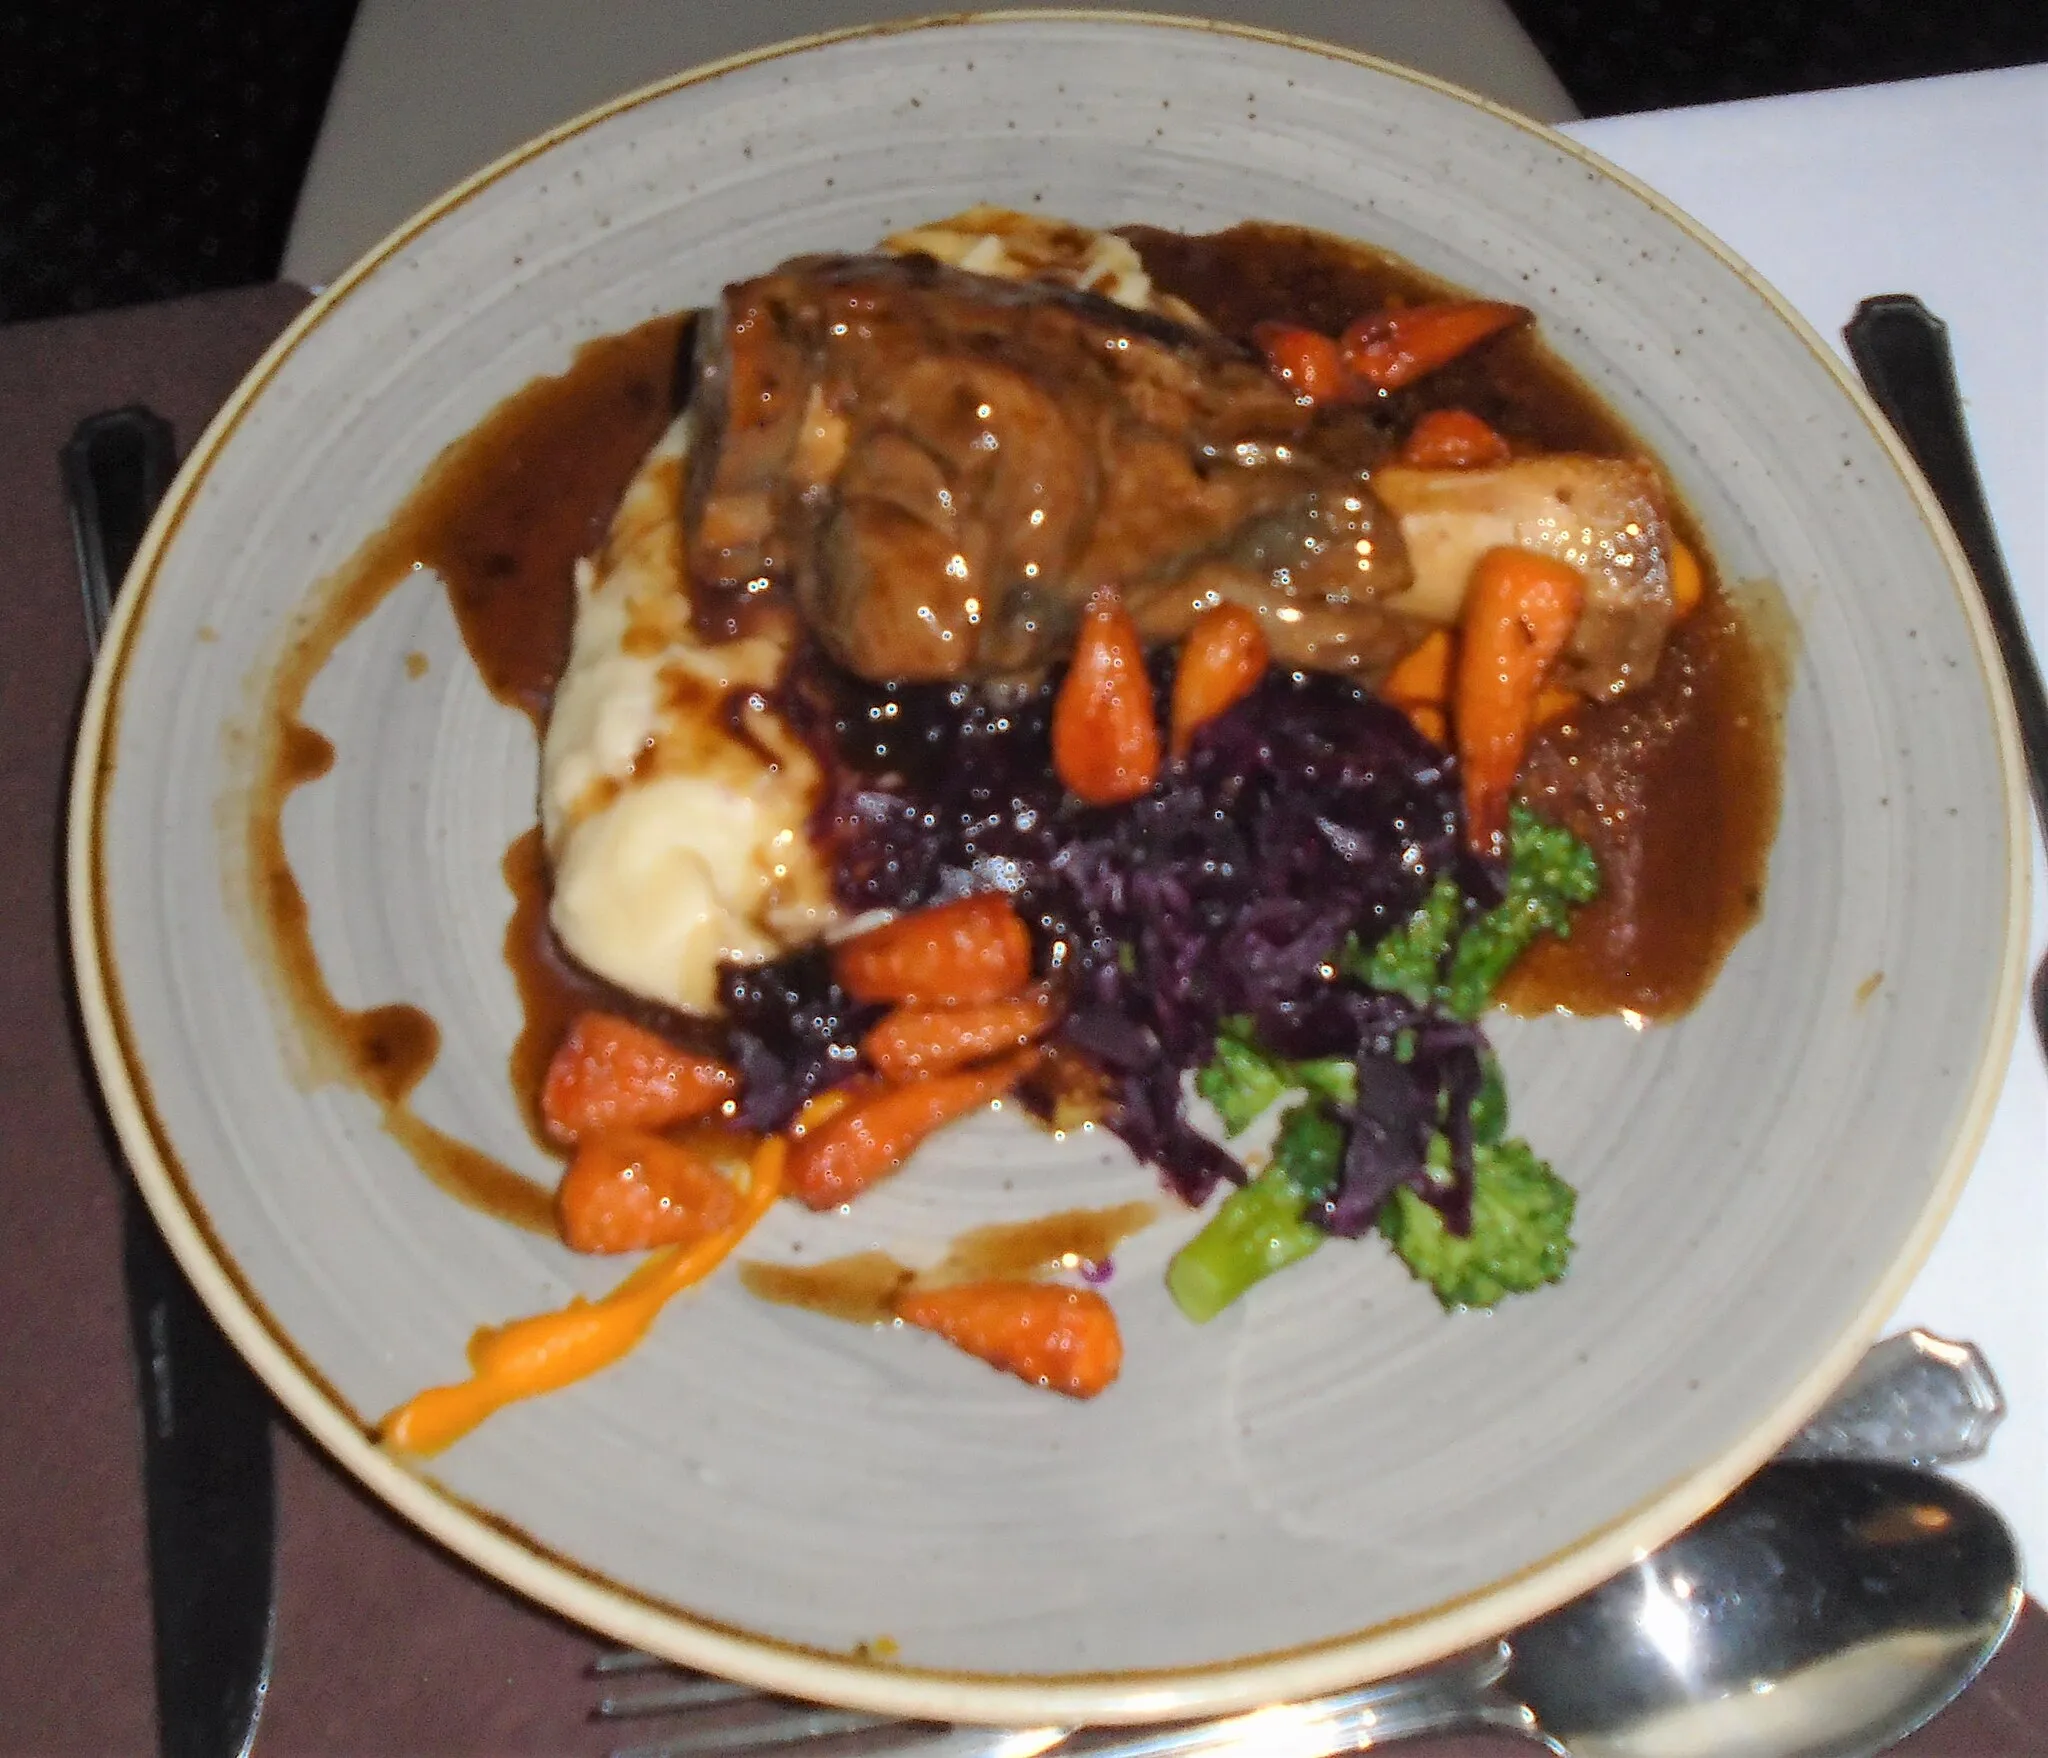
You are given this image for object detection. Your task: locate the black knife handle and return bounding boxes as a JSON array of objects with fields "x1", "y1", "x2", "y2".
[
  {"x1": 64, "y1": 407, "x2": 278, "y2": 1758},
  {"x1": 121, "y1": 1186, "x2": 279, "y2": 1758},
  {"x1": 1843, "y1": 295, "x2": 2048, "y2": 837},
  {"x1": 60, "y1": 405, "x2": 177, "y2": 650}
]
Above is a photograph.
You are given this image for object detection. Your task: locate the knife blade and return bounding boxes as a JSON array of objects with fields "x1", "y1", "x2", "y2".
[{"x1": 63, "y1": 406, "x2": 278, "y2": 1758}]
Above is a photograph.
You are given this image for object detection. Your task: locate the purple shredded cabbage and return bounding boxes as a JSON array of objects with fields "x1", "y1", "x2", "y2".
[{"x1": 717, "y1": 659, "x2": 1497, "y2": 1231}]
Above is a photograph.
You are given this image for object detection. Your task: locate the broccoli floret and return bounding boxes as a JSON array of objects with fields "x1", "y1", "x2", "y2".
[
  {"x1": 1196, "y1": 1019, "x2": 1354, "y2": 1136},
  {"x1": 1458, "y1": 1051, "x2": 1509, "y2": 1146},
  {"x1": 1167, "y1": 1166, "x2": 1325, "y2": 1322},
  {"x1": 1378, "y1": 1136, "x2": 1576, "y2": 1309},
  {"x1": 1442, "y1": 806, "x2": 1600, "y2": 1019},
  {"x1": 1352, "y1": 874, "x2": 1461, "y2": 1005},
  {"x1": 1195, "y1": 1023, "x2": 1294, "y2": 1135},
  {"x1": 1271, "y1": 1100, "x2": 1345, "y2": 1199},
  {"x1": 1166, "y1": 1097, "x2": 1348, "y2": 1322}
]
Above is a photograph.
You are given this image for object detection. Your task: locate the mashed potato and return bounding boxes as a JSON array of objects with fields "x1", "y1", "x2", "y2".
[{"x1": 539, "y1": 415, "x2": 836, "y2": 1014}]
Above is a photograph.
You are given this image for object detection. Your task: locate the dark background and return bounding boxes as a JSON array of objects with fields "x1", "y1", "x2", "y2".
[{"x1": 2, "y1": 0, "x2": 2042, "y2": 325}]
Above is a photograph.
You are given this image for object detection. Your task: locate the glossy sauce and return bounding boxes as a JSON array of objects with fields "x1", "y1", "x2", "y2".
[
  {"x1": 250, "y1": 317, "x2": 687, "y2": 1226},
  {"x1": 260, "y1": 225, "x2": 1784, "y2": 1236},
  {"x1": 1130, "y1": 222, "x2": 1787, "y2": 1018},
  {"x1": 739, "y1": 1201, "x2": 1157, "y2": 1324},
  {"x1": 1505, "y1": 586, "x2": 1792, "y2": 1018}
]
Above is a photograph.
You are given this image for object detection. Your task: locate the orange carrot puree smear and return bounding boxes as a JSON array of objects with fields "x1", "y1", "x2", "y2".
[{"x1": 379, "y1": 1138, "x2": 785, "y2": 1456}]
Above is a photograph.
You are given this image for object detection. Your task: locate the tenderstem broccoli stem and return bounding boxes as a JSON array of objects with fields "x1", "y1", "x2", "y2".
[{"x1": 1166, "y1": 1168, "x2": 1325, "y2": 1323}]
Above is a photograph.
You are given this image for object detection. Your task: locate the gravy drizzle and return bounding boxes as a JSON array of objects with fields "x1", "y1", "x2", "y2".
[
  {"x1": 248, "y1": 317, "x2": 687, "y2": 1230},
  {"x1": 251, "y1": 223, "x2": 1789, "y2": 1241},
  {"x1": 740, "y1": 1202, "x2": 1158, "y2": 1324}
]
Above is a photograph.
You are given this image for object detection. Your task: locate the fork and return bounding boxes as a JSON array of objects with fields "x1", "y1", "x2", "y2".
[{"x1": 589, "y1": 1329, "x2": 2003, "y2": 1758}]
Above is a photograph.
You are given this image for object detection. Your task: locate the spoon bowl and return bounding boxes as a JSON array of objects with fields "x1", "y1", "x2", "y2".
[{"x1": 1510, "y1": 1461, "x2": 2024, "y2": 1757}]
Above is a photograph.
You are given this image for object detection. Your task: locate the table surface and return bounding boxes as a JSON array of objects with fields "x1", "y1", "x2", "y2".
[
  {"x1": 1568, "y1": 59, "x2": 2048, "y2": 1589},
  {"x1": 2, "y1": 61, "x2": 2044, "y2": 1758}
]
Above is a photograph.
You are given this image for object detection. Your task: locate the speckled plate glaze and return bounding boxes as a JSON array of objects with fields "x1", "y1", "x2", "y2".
[{"x1": 68, "y1": 10, "x2": 2027, "y2": 1724}]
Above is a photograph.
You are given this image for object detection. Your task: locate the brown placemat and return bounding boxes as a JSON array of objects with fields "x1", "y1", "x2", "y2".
[{"x1": 1, "y1": 284, "x2": 2041, "y2": 1758}]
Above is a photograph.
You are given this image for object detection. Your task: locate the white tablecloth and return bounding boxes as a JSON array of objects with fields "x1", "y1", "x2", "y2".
[{"x1": 1568, "y1": 64, "x2": 2048, "y2": 1580}]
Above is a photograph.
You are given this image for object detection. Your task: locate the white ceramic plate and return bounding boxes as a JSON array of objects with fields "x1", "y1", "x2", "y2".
[{"x1": 69, "y1": 11, "x2": 2027, "y2": 1724}]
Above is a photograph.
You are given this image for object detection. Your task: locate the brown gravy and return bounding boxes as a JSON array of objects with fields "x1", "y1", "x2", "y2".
[
  {"x1": 1505, "y1": 587, "x2": 1792, "y2": 1019},
  {"x1": 739, "y1": 1202, "x2": 1158, "y2": 1324},
  {"x1": 249, "y1": 316, "x2": 686, "y2": 1227},
  {"x1": 253, "y1": 222, "x2": 1784, "y2": 1233},
  {"x1": 1130, "y1": 221, "x2": 1788, "y2": 1019}
]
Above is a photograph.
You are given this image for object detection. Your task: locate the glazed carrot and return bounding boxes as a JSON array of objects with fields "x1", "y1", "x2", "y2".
[
  {"x1": 379, "y1": 1138, "x2": 786, "y2": 1456},
  {"x1": 1399, "y1": 407, "x2": 1511, "y2": 468},
  {"x1": 892, "y1": 1281, "x2": 1123, "y2": 1399},
  {"x1": 787, "y1": 1052, "x2": 1035, "y2": 1210},
  {"x1": 541, "y1": 1012, "x2": 736, "y2": 1146},
  {"x1": 832, "y1": 894, "x2": 1032, "y2": 1007},
  {"x1": 1339, "y1": 302, "x2": 1528, "y2": 393},
  {"x1": 556, "y1": 1126, "x2": 745, "y2": 1255},
  {"x1": 1052, "y1": 589, "x2": 1162, "y2": 805},
  {"x1": 1169, "y1": 602, "x2": 1269, "y2": 756},
  {"x1": 791, "y1": 1086, "x2": 861, "y2": 1137},
  {"x1": 862, "y1": 991, "x2": 1061, "y2": 1082},
  {"x1": 1251, "y1": 321, "x2": 1354, "y2": 406},
  {"x1": 1535, "y1": 684, "x2": 1582, "y2": 726},
  {"x1": 1382, "y1": 627, "x2": 1455, "y2": 707},
  {"x1": 1405, "y1": 703, "x2": 1450, "y2": 748},
  {"x1": 1669, "y1": 538, "x2": 1704, "y2": 620},
  {"x1": 1455, "y1": 546, "x2": 1585, "y2": 856}
]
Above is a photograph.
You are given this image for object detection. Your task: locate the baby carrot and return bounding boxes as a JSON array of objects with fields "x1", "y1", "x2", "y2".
[
  {"x1": 892, "y1": 1281, "x2": 1123, "y2": 1398},
  {"x1": 1251, "y1": 321, "x2": 1354, "y2": 406},
  {"x1": 1382, "y1": 626, "x2": 1456, "y2": 707},
  {"x1": 379, "y1": 1138, "x2": 786, "y2": 1456},
  {"x1": 1169, "y1": 602, "x2": 1269, "y2": 756},
  {"x1": 1454, "y1": 546, "x2": 1585, "y2": 857},
  {"x1": 862, "y1": 991, "x2": 1061, "y2": 1082},
  {"x1": 1670, "y1": 538, "x2": 1704, "y2": 619},
  {"x1": 555, "y1": 1126, "x2": 745, "y2": 1255},
  {"x1": 1340, "y1": 302, "x2": 1527, "y2": 393},
  {"x1": 1052, "y1": 589, "x2": 1161, "y2": 805},
  {"x1": 1399, "y1": 407, "x2": 1511, "y2": 468},
  {"x1": 1406, "y1": 703, "x2": 1450, "y2": 747},
  {"x1": 787, "y1": 1052, "x2": 1035, "y2": 1210},
  {"x1": 831, "y1": 894, "x2": 1032, "y2": 1008},
  {"x1": 540, "y1": 1012, "x2": 736, "y2": 1145}
]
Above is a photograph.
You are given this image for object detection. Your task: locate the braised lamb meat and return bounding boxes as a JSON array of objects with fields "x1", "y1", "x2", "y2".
[{"x1": 683, "y1": 253, "x2": 1419, "y2": 681}]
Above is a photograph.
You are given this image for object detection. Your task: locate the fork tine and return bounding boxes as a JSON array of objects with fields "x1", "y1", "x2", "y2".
[
  {"x1": 602, "y1": 1696, "x2": 901, "y2": 1753},
  {"x1": 612, "y1": 1720, "x2": 1051, "y2": 1758},
  {"x1": 598, "y1": 1691, "x2": 897, "y2": 1751},
  {"x1": 592, "y1": 1650, "x2": 680, "y2": 1676},
  {"x1": 599, "y1": 1675, "x2": 767, "y2": 1715}
]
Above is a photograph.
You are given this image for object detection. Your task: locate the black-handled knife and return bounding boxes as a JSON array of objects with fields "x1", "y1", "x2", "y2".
[
  {"x1": 63, "y1": 407, "x2": 279, "y2": 1758},
  {"x1": 1843, "y1": 295, "x2": 2048, "y2": 834}
]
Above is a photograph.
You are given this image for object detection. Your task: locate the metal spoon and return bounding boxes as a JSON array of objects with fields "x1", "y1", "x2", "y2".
[
  {"x1": 605, "y1": 1334, "x2": 2016, "y2": 1758},
  {"x1": 1479, "y1": 1458, "x2": 2023, "y2": 1756},
  {"x1": 1002, "y1": 1465, "x2": 2024, "y2": 1758},
  {"x1": 899, "y1": 1466, "x2": 2020, "y2": 1758}
]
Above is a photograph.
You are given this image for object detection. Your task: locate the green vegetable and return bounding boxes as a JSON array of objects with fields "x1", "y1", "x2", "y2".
[
  {"x1": 1194, "y1": 1023, "x2": 1294, "y2": 1135},
  {"x1": 1271, "y1": 1101, "x2": 1345, "y2": 1199},
  {"x1": 1166, "y1": 1164, "x2": 1326, "y2": 1323},
  {"x1": 1442, "y1": 806, "x2": 1600, "y2": 1019},
  {"x1": 1378, "y1": 1136, "x2": 1576, "y2": 1309},
  {"x1": 1355, "y1": 874, "x2": 1461, "y2": 1004},
  {"x1": 1350, "y1": 808, "x2": 1600, "y2": 1019},
  {"x1": 1195, "y1": 1018, "x2": 1354, "y2": 1136},
  {"x1": 1464, "y1": 1052, "x2": 1508, "y2": 1146}
]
